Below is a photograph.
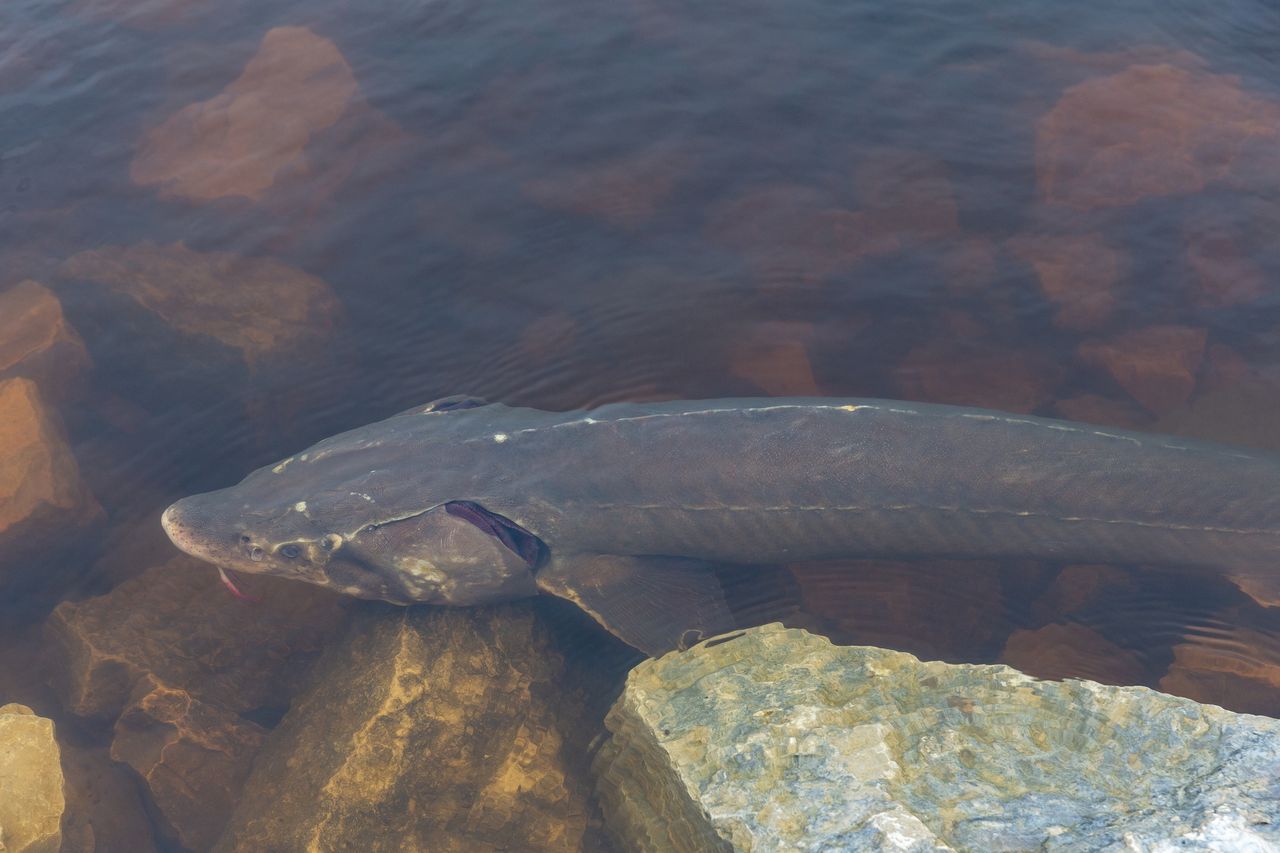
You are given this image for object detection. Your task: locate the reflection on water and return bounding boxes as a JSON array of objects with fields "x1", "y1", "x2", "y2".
[{"x1": 4, "y1": 0, "x2": 1280, "y2": 847}]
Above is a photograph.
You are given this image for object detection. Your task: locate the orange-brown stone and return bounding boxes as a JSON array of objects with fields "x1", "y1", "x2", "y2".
[
  {"x1": 789, "y1": 559, "x2": 1008, "y2": 661},
  {"x1": 1077, "y1": 325, "x2": 1207, "y2": 415},
  {"x1": 728, "y1": 322, "x2": 822, "y2": 397},
  {"x1": 1161, "y1": 627, "x2": 1280, "y2": 717},
  {"x1": 45, "y1": 556, "x2": 348, "y2": 720},
  {"x1": 0, "y1": 280, "x2": 90, "y2": 399},
  {"x1": 1029, "y1": 564, "x2": 1140, "y2": 623},
  {"x1": 0, "y1": 378, "x2": 99, "y2": 563},
  {"x1": 60, "y1": 242, "x2": 342, "y2": 366},
  {"x1": 112, "y1": 677, "x2": 267, "y2": 851},
  {"x1": 1007, "y1": 233, "x2": 1124, "y2": 331},
  {"x1": 1000, "y1": 623, "x2": 1146, "y2": 685},
  {"x1": 1037, "y1": 63, "x2": 1280, "y2": 209},
  {"x1": 131, "y1": 27, "x2": 360, "y2": 201}
]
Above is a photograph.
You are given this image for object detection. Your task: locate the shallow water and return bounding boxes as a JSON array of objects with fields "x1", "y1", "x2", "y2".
[{"x1": 5, "y1": 0, "x2": 1280, "y2": 848}]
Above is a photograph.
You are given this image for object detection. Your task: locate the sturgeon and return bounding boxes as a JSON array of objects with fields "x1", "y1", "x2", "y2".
[{"x1": 161, "y1": 396, "x2": 1280, "y2": 654}]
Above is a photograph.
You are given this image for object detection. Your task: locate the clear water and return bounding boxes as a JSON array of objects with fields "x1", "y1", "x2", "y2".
[{"x1": 4, "y1": 0, "x2": 1280, "y2": 847}]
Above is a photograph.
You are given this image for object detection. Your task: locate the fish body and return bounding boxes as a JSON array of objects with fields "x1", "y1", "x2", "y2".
[{"x1": 162, "y1": 397, "x2": 1280, "y2": 653}]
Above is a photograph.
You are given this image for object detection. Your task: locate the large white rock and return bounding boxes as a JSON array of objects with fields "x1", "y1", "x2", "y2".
[
  {"x1": 594, "y1": 623, "x2": 1280, "y2": 852},
  {"x1": 0, "y1": 703, "x2": 64, "y2": 853}
]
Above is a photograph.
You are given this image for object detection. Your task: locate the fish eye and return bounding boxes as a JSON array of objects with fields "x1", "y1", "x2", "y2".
[{"x1": 280, "y1": 544, "x2": 302, "y2": 559}]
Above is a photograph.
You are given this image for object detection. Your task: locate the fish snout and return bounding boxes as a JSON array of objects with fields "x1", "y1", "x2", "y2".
[
  {"x1": 161, "y1": 494, "x2": 230, "y2": 563},
  {"x1": 161, "y1": 498, "x2": 199, "y2": 556}
]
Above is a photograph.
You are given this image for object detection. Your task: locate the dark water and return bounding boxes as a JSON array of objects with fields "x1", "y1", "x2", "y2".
[{"x1": 5, "y1": 0, "x2": 1280, "y2": 847}]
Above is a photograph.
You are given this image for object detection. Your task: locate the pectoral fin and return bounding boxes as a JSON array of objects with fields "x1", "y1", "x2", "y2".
[{"x1": 535, "y1": 554, "x2": 736, "y2": 656}]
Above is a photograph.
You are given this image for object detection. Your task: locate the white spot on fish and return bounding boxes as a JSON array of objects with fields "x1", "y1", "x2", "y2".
[
  {"x1": 342, "y1": 586, "x2": 362, "y2": 595},
  {"x1": 493, "y1": 433, "x2": 509, "y2": 443},
  {"x1": 300, "y1": 454, "x2": 309, "y2": 461},
  {"x1": 350, "y1": 492, "x2": 375, "y2": 503},
  {"x1": 294, "y1": 501, "x2": 307, "y2": 513},
  {"x1": 272, "y1": 457, "x2": 295, "y2": 474}
]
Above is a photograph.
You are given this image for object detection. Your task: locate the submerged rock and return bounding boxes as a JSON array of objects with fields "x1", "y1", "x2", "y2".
[
  {"x1": 111, "y1": 677, "x2": 267, "y2": 851},
  {"x1": 60, "y1": 242, "x2": 342, "y2": 367},
  {"x1": 1077, "y1": 324, "x2": 1207, "y2": 415},
  {"x1": 45, "y1": 556, "x2": 348, "y2": 719},
  {"x1": 131, "y1": 27, "x2": 358, "y2": 201},
  {"x1": 215, "y1": 603, "x2": 606, "y2": 852},
  {"x1": 594, "y1": 623, "x2": 1280, "y2": 851},
  {"x1": 1036, "y1": 62, "x2": 1280, "y2": 209},
  {"x1": 0, "y1": 377, "x2": 100, "y2": 576},
  {"x1": 0, "y1": 280, "x2": 90, "y2": 398},
  {"x1": 0, "y1": 704, "x2": 64, "y2": 853},
  {"x1": 1006, "y1": 232, "x2": 1124, "y2": 332}
]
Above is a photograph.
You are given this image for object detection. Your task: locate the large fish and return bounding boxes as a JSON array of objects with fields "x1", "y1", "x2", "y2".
[{"x1": 161, "y1": 396, "x2": 1280, "y2": 654}]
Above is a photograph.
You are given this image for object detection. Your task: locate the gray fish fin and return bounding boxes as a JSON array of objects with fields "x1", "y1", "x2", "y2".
[{"x1": 536, "y1": 554, "x2": 736, "y2": 657}]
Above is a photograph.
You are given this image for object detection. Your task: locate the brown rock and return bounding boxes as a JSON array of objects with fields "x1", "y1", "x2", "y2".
[
  {"x1": 131, "y1": 27, "x2": 359, "y2": 201},
  {"x1": 215, "y1": 604, "x2": 604, "y2": 852},
  {"x1": 1029, "y1": 564, "x2": 1140, "y2": 623},
  {"x1": 789, "y1": 559, "x2": 1008, "y2": 661},
  {"x1": 1000, "y1": 623, "x2": 1146, "y2": 685},
  {"x1": 111, "y1": 677, "x2": 266, "y2": 851},
  {"x1": 1077, "y1": 325, "x2": 1207, "y2": 415},
  {"x1": 0, "y1": 280, "x2": 90, "y2": 397},
  {"x1": 1007, "y1": 233, "x2": 1124, "y2": 331},
  {"x1": 60, "y1": 242, "x2": 342, "y2": 366},
  {"x1": 0, "y1": 703, "x2": 64, "y2": 853},
  {"x1": 1052, "y1": 394, "x2": 1151, "y2": 430},
  {"x1": 1184, "y1": 217, "x2": 1268, "y2": 308},
  {"x1": 1161, "y1": 627, "x2": 1280, "y2": 717},
  {"x1": 0, "y1": 378, "x2": 100, "y2": 571},
  {"x1": 45, "y1": 556, "x2": 348, "y2": 720},
  {"x1": 728, "y1": 322, "x2": 822, "y2": 396},
  {"x1": 59, "y1": 740, "x2": 159, "y2": 853},
  {"x1": 893, "y1": 340, "x2": 1061, "y2": 413},
  {"x1": 1037, "y1": 63, "x2": 1280, "y2": 209}
]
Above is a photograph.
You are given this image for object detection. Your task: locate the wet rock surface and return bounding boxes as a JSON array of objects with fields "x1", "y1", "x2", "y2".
[
  {"x1": 0, "y1": 704, "x2": 64, "y2": 853},
  {"x1": 111, "y1": 677, "x2": 267, "y2": 851},
  {"x1": 58, "y1": 738, "x2": 159, "y2": 853},
  {"x1": 216, "y1": 603, "x2": 609, "y2": 852},
  {"x1": 0, "y1": 377, "x2": 100, "y2": 579},
  {"x1": 45, "y1": 556, "x2": 348, "y2": 720},
  {"x1": 59, "y1": 242, "x2": 343, "y2": 367},
  {"x1": 131, "y1": 27, "x2": 359, "y2": 201},
  {"x1": 1036, "y1": 62, "x2": 1280, "y2": 209},
  {"x1": 594, "y1": 623, "x2": 1280, "y2": 852},
  {"x1": 0, "y1": 280, "x2": 90, "y2": 397},
  {"x1": 1077, "y1": 324, "x2": 1207, "y2": 415}
]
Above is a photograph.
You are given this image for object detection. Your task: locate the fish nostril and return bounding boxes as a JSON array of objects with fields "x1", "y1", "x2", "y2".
[
  {"x1": 250, "y1": 547, "x2": 265, "y2": 562},
  {"x1": 240, "y1": 535, "x2": 251, "y2": 544}
]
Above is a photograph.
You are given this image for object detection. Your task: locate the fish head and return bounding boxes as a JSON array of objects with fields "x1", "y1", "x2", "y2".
[{"x1": 161, "y1": 399, "x2": 544, "y2": 605}]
